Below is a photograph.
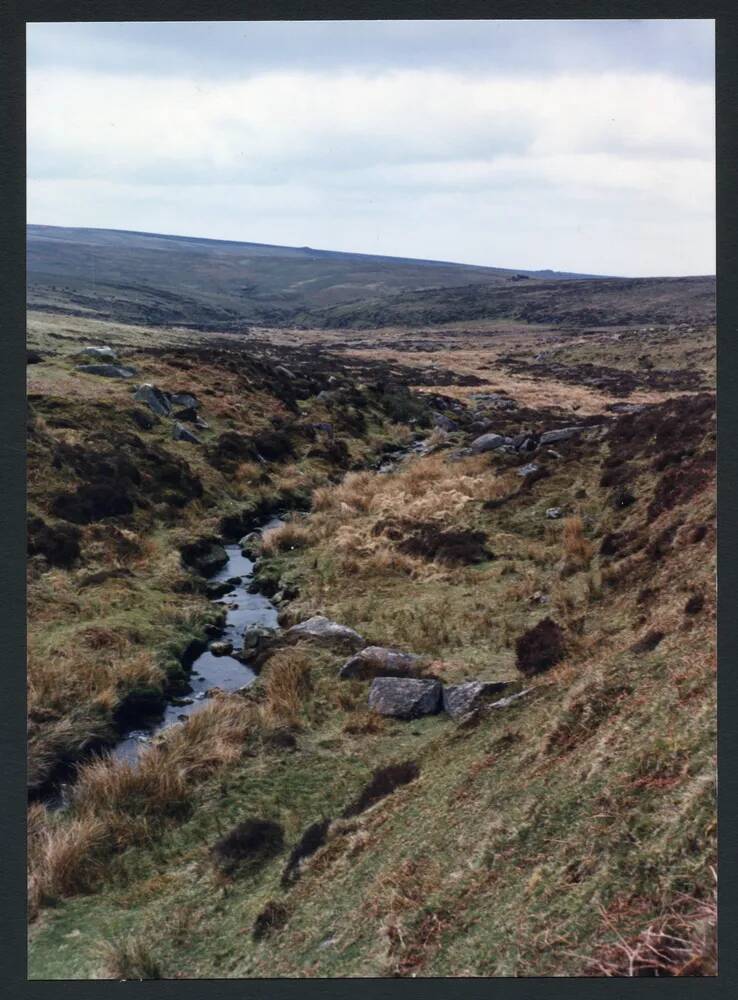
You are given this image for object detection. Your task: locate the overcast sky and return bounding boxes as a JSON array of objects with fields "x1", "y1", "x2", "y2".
[{"x1": 27, "y1": 20, "x2": 715, "y2": 276}]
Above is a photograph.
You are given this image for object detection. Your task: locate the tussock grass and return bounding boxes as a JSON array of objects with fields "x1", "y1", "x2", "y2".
[
  {"x1": 98, "y1": 934, "x2": 164, "y2": 980},
  {"x1": 261, "y1": 649, "x2": 313, "y2": 727},
  {"x1": 29, "y1": 698, "x2": 263, "y2": 912},
  {"x1": 28, "y1": 810, "x2": 109, "y2": 918},
  {"x1": 561, "y1": 515, "x2": 595, "y2": 574},
  {"x1": 260, "y1": 520, "x2": 312, "y2": 556}
]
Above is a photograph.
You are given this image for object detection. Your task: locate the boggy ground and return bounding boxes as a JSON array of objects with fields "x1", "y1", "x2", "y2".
[{"x1": 27, "y1": 313, "x2": 716, "y2": 979}]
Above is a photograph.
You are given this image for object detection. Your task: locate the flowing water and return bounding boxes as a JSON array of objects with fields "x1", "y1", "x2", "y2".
[{"x1": 112, "y1": 518, "x2": 284, "y2": 762}]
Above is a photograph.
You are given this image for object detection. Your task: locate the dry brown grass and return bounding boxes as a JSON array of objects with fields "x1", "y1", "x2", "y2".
[
  {"x1": 28, "y1": 697, "x2": 262, "y2": 914},
  {"x1": 28, "y1": 810, "x2": 109, "y2": 918},
  {"x1": 261, "y1": 520, "x2": 313, "y2": 556},
  {"x1": 561, "y1": 516, "x2": 595, "y2": 574},
  {"x1": 585, "y1": 887, "x2": 716, "y2": 977},
  {"x1": 261, "y1": 649, "x2": 313, "y2": 727}
]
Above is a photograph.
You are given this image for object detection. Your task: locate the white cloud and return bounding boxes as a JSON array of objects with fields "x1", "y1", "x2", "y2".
[{"x1": 26, "y1": 48, "x2": 715, "y2": 276}]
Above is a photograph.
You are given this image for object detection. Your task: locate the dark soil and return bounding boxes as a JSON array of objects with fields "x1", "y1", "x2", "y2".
[
  {"x1": 211, "y1": 818, "x2": 285, "y2": 875},
  {"x1": 281, "y1": 817, "x2": 332, "y2": 887},
  {"x1": 27, "y1": 516, "x2": 81, "y2": 567},
  {"x1": 252, "y1": 900, "x2": 290, "y2": 940},
  {"x1": 341, "y1": 762, "x2": 420, "y2": 819},
  {"x1": 500, "y1": 356, "x2": 706, "y2": 397},
  {"x1": 516, "y1": 618, "x2": 567, "y2": 676},
  {"x1": 630, "y1": 630, "x2": 665, "y2": 654},
  {"x1": 374, "y1": 520, "x2": 491, "y2": 565}
]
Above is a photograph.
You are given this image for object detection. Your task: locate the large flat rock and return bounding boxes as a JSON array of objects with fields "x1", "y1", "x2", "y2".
[
  {"x1": 285, "y1": 615, "x2": 365, "y2": 651},
  {"x1": 368, "y1": 677, "x2": 442, "y2": 719},
  {"x1": 339, "y1": 646, "x2": 425, "y2": 681}
]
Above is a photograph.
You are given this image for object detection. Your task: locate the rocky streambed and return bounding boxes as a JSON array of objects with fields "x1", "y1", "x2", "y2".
[{"x1": 113, "y1": 517, "x2": 285, "y2": 762}]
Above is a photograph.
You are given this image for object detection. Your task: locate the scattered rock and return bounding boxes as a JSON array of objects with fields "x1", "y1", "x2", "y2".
[
  {"x1": 470, "y1": 432, "x2": 513, "y2": 454},
  {"x1": 239, "y1": 532, "x2": 262, "y2": 557},
  {"x1": 545, "y1": 507, "x2": 563, "y2": 519},
  {"x1": 368, "y1": 677, "x2": 442, "y2": 719},
  {"x1": 472, "y1": 392, "x2": 517, "y2": 410},
  {"x1": 539, "y1": 427, "x2": 581, "y2": 445},
  {"x1": 172, "y1": 422, "x2": 201, "y2": 444},
  {"x1": 180, "y1": 538, "x2": 229, "y2": 577},
  {"x1": 339, "y1": 646, "x2": 426, "y2": 681},
  {"x1": 75, "y1": 345, "x2": 118, "y2": 361},
  {"x1": 239, "y1": 626, "x2": 279, "y2": 657},
  {"x1": 607, "y1": 402, "x2": 647, "y2": 414},
  {"x1": 284, "y1": 615, "x2": 365, "y2": 651},
  {"x1": 433, "y1": 413, "x2": 459, "y2": 432},
  {"x1": 130, "y1": 407, "x2": 157, "y2": 431},
  {"x1": 170, "y1": 392, "x2": 199, "y2": 409},
  {"x1": 76, "y1": 364, "x2": 137, "y2": 379},
  {"x1": 133, "y1": 383, "x2": 172, "y2": 417},
  {"x1": 442, "y1": 681, "x2": 513, "y2": 720},
  {"x1": 516, "y1": 462, "x2": 542, "y2": 478},
  {"x1": 209, "y1": 640, "x2": 233, "y2": 657},
  {"x1": 173, "y1": 406, "x2": 199, "y2": 422},
  {"x1": 487, "y1": 687, "x2": 534, "y2": 710}
]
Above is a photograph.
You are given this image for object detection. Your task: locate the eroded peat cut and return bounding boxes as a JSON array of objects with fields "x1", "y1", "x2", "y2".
[{"x1": 27, "y1": 298, "x2": 715, "y2": 979}]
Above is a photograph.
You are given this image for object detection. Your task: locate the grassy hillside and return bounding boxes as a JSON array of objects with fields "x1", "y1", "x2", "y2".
[
  {"x1": 27, "y1": 225, "x2": 610, "y2": 331},
  {"x1": 26, "y1": 310, "x2": 715, "y2": 979}
]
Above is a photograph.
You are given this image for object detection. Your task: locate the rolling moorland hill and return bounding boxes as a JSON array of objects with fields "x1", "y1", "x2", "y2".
[
  {"x1": 29, "y1": 224, "x2": 624, "y2": 331},
  {"x1": 26, "y1": 229, "x2": 715, "y2": 979}
]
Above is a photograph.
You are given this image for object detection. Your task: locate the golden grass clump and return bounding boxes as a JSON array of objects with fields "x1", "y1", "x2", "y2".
[
  {"x1": 29, "y1": 698, "x2": 261, "y2": 916},
  {"x1": 561, "y1": 516, "x2": 595, "y2": 573},
  {"x1": 261, "y1": 519, "x2": 312, "y2": 556},
  {"x1": 261, "y1": 649, "x2": 313, "y2": 726},
  {"x1": 28, "y1": 810, "x2": 109, "y2": 917}
]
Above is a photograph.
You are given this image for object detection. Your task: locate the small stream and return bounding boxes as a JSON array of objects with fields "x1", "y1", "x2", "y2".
[
  {"x1": 112, "y1": 517, "x2": 284, "y2": 763},
  {"x1": 48, "y1": 437, "x2": 425, "y2": 801}
]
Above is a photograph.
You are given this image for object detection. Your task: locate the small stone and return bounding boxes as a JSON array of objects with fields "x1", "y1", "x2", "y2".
[
  {"x1": 75, "y1": 345, "x2": 118, "y2": 361},
  {"x1": 134, "y1": 383, "x2": 172, "y2": 416},
  {"x1": 539, "y1": 427, "x2": 581, "y2": 445},
  {"x1": 433, "y1": 414, "x2": 459, "y2": 432},
  {"x1": 76, "y1": 364, "x2": 137, "y2": 378},
  {"x1": 546, "y1": 507, "x2": 563, "y2": 519},
  {"x1": 470, "y1": 433, "x2": 513, "y2": 454},
  {"x1": 516, "y1": 462, "x2": 541, "y2": 478},
  {"x1": 170, "y1": 392, "x2": 199, "y2": 409},
  {"x1": 173, "y1": 422, "x2": 201, "y2": 444},
  {"x1": 209, "y1": 640, "x2": 233, "y2": 656},
  {"x1": 442, "y1": 681, "x2": 513, "y2": 720}
]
